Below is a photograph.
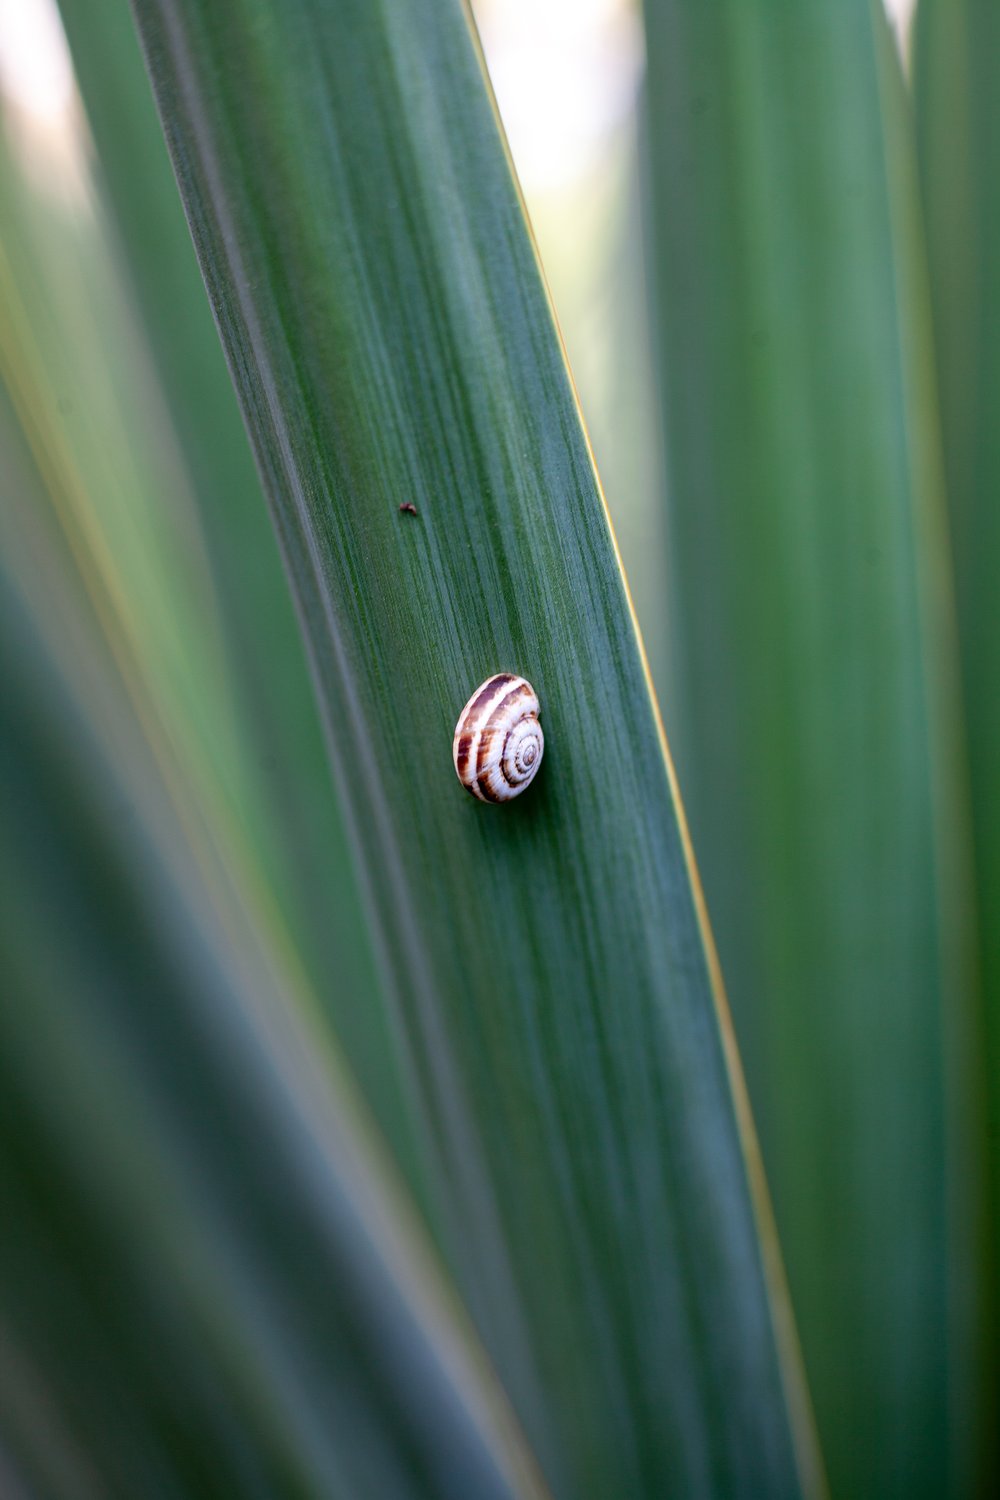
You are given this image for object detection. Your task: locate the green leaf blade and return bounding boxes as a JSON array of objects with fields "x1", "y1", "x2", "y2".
[
  {"x1": 642, "y1": 1, "x2": 980, "y2": 1495},
  {"x1": 0, "y1": 390, "x2": 546, "y2": 1500},
  {"x1": 52, "y1": 0, "x2": 404, "y2": 1143},
  {"x1": 914, "y1": 0, "x2": 1000, "y2": 1484},
  {"x1": 128, "y1": 0, "x2": 816, "y2": 1492}
]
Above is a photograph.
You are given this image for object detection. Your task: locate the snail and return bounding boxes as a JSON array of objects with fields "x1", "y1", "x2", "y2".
[{"x1": 453, "y1": 673, "x2": 544, "y2": 803}]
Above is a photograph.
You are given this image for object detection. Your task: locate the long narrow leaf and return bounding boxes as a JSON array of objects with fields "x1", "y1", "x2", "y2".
[
  {"x1": 0, "y1": 387, "x2": 545, "y2": 1500},
  {"x1": 914, "y1": 0, "x2": 1000, "y2": 1483},
  {"x1": 51, "y1": 0, "x2": 412, "y2": 1147},
  {"x1": 642, "y1": 1, "x2": 980, "y2": 1494},
  {"x1": 129, "y1": 0, "x2": 818, "y2": 1493}
]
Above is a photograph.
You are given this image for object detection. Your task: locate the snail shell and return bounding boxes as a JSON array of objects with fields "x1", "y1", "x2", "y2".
[{"x1": 453, "y1": 673, "x2": 544, "y2": 803}]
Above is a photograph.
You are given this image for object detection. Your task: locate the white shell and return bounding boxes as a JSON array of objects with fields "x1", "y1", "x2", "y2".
[{"x1": 452, "y1": 673, "x2": 544, "y2": 803}]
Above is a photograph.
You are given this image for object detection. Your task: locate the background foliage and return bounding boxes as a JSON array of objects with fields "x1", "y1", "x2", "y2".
[{"x1": 0, "y1": 0, "x2": 996, "y2": 1495}]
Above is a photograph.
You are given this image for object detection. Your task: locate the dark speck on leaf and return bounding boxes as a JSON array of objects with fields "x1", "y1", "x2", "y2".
[{"x1": 399, "y1": 502, "x2": 418, "y2": 516}]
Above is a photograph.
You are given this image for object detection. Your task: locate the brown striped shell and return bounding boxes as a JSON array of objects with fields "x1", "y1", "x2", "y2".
[{"x1": 452, "y1": 673, "x2": 544, "y2": 803}]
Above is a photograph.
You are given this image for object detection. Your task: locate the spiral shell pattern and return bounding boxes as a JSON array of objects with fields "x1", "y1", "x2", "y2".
[{"x1": 452, "y1": 673, "x2": 544, "y2": 803}]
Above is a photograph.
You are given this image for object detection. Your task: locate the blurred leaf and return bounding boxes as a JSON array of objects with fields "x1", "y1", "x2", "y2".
[
  {"x1": 914, "y1": 0, "x2": 1000, "y2": 1475},
  {"x1": 125, "y1": 0, "x2": 819, "y2": 1493},
  {"x1": 0, "y1": 389, "x2": 546, "y2": 1500},
  {"x1": 642, "y1": 1, "x2": 981, "y2": 1494},
  {"x1": 51, "y1": 0, "x2": 408, "y2": 1148}
]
